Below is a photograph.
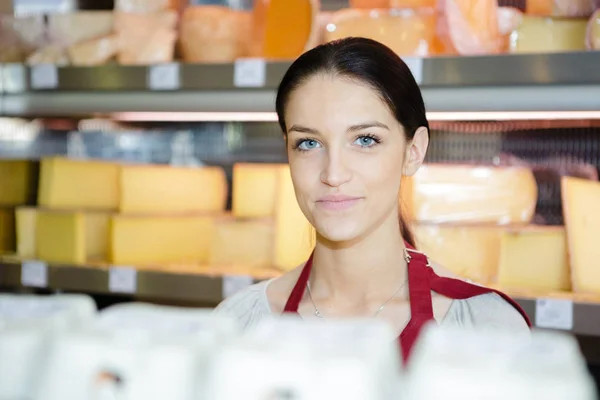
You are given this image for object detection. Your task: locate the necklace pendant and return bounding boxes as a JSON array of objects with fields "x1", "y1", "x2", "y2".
[{"x1": 314, "y1": 309, "x2": 324, "y2": 319}]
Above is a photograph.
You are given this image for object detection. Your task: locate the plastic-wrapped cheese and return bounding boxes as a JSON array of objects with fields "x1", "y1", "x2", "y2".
[
  {"x1": 326, "y1": 8, "x2": 438, "y2": 56},
  {"x1": 115, "y1": 11, "x2": 177, "y2": 65},
  {"x1": 68, "y1": 35, "x2": 118, "y2": 66},
  {"x1": 47, "y1": 12, "x2": 114, "y2": 47},
  {"x1": 587, "y1": 9, "x2": 600, "y2": 49},
  {"x1": 526, "y1": 0, "x2": 598, "y2": 17},
  {"x1": 509, "y1": 15, "x2": 588, "y2": 53},
  {"x1": 445, "y1": 0, "x2": 505, "y2": 55},
  {"x1": 180, "y1": 6, "x2": 251, "y2": 63},
  {"x1": 250, "y1": 0, "x2": 320, "y2": 59}
]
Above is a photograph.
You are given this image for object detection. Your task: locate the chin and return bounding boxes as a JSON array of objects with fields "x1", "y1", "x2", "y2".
[{"x1": 314, "y1": 217, "x2": 366, "y2": 244}]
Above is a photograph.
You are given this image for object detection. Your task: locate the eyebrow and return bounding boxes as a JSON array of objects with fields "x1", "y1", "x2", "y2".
[{"x1": 287, "y1": 121, "x2": 390, "y2": 134}]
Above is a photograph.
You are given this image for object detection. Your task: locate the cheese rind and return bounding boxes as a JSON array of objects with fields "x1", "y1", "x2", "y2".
[
  {"x1": 0, "y1": 160, "x2": 37, "y2": 206},
  {"x1": 326, "y1": 8, "x2": 438, "y2": 56},
  {"x1": 210, "y1": 217, "x2": 274, "y2": 267},
  {"x1": 402, "y1": 164, "x2": 538, "y2": 225},
  {"x1": 38, "y1": 158, "x2": 120, "y2": 212},
  {"x1": 36, "y1": 210, "x2": 85, "y2": 264},
  {"x1": 120, "y1": 164, "x2": 227, "y2": 214},
  {"x1": 110, "y1": 215, "x2": 214, "y2": 266},
  {"x1": 562, "y1": 177, "x2": 600, "y2": 294},
  {"x1": 497, "y1": 226, "x2": 570, "y2": 292},
  {"x1": 413, "y1": 224, "x2": 503, "y2": 284},
  {"x1": 15, "y1": 207, "x2": 37, "y2": 259},
  {"x1": 274, "y1": 165, "x2": 314, "y2": 271},
  {"x1": 509, "y1": 16, "x2": 588, "y2": 53},
  {"x1": 232, "y1": 163, "x2": 284, "y2": 218}
]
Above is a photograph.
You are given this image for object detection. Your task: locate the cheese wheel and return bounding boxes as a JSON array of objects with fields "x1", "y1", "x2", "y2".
[
  {"x1": 179, "y1": 6, "x2": 251, "y2": 63},
  {"x1": 250, "y1": 0, "x2": 320, "y2": 59},
  {"x1": 587, "y1": 9, "x2": 600, "y2": 49},
  {"x1": 526, "y1": 0, "x2": 598, "y2": 17},
  {"x1": 509, "y1": 15, "x2": 588, "y2": 53},
  {"x1": 325, "y1": 8, "x2": 438, "y2": 56}
]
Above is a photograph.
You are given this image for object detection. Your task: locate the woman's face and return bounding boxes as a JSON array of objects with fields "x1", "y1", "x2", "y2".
[{"x1": 284, "y1": 74, "x2": 418, "y2": 243}]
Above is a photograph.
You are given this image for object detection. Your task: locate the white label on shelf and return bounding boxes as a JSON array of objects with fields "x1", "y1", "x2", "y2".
[
  {"x1": 109, "y1": 266, "x2": 137, "y2": 294},
  {"x1": 3, "y1": 64, "x2": 26, "y2": 93},
  {"x1": 223, "y1": 275, "x2": 254, "y2": 298},
  {"x1": 403, "y1": 57, "x2": 424, "y2": 85},
  {"x1": 535, "y1": 298, "x2": 573, "y2": 331},
  {"x1": 234, "y1": 58, "x2": 266, "y2": 88},
  {"x1": 30, "y1": 64, "x2": 59, "y2": 89},
  {"x1": 21, "y1": 260, "x2": 48, "y2": 288},
  {"x1": 148, "y1": 63, "x2": 180, "y2": 91}
]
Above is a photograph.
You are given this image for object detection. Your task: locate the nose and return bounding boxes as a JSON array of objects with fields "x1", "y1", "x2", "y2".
[{"x1": 320, "y1": 147, "x2": 352, "y2": 188}]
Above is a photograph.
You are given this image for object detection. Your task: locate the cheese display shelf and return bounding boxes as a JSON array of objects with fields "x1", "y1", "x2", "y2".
[
  {"x1": 2, "y1": 51, "x2": 600, "y2": 116},
  {"x1": 0, "y1": 259, "x2": 278, "y2": 305}
]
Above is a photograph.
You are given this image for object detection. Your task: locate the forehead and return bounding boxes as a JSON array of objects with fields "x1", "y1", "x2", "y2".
[{"x1": 284, "y1": 73, "x2": 398, "y2": 131}]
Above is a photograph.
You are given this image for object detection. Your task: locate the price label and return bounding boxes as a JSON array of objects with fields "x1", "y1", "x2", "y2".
[
  {"x1": 148, "y1": 63, "x2": 180, "y2": 91},
  {"x1": 535, "y1": 298, "x2": 573, "y2": 331},
  {"x1": 403, "y1": 57, "x2": 424, "y2": 85},
  {"x1": 234, "y1": 58, "x2": 266, "y2": 88},
  {"x1": 109, "y1": 267, "x2": 137, "y2": 294},
  {"x1": 222, "y1": 275, "x2": 254, "y2": 298},
  {"x1": 21, "y1": 260, "x2": 48, "y2": 288},
  {"x1": 3, "y1": 64, "x2": 26, "y2": 93},
  {"x1": 30, "y1": 64, "x2": 59, "y2": 90}
]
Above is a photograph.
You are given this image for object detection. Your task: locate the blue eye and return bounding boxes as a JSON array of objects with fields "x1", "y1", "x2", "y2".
[
  {"x1": 354, "y1": 136, "x2": 377, "y2": 147},
  {"x1": 298, "y1": 139, "x2": 321, "y2": 150}
]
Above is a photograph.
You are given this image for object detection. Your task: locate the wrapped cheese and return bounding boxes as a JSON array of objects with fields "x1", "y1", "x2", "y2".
[
  {"x1": 325, "y1": 8, "x2": 439, "y2": 56},
  {"x1": 47, "y1": 12, "x2": 114, "y2": 47},
  {"x1": 68, "y1": 35, "x2": 119, "y2": 66},
  {"x1": 115, "y1": 11, "x2": 177, "y2": 65},
  {"x1": 588, "y1": 9, "x2": 600, "y2": 49},
  {"x1": 0, "y1": 15, "x2": 46, "y2": 63},
  {"x1": 445, "y1": 0, "x2": 505, "y2": 55},
  {"x1": 179, "y1": 6, "x2": 251, "y2": 63},
  {"x1": 526, "y1": 0, "x2": 598, "y2": 17}
]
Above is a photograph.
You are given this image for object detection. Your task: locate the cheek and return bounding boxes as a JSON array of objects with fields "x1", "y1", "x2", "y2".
[{"x1": 354, "y1": 148, "x2": 405, "y2": 199}]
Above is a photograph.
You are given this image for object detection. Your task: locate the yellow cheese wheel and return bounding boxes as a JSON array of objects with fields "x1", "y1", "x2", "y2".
[{"x1": 509, "y1": 16, "x2": 588, "y2": 53}]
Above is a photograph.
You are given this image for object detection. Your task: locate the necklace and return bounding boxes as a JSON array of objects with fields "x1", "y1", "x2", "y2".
[{"x1": 305, "y1": 278, "x2": 407, "y2": 320}]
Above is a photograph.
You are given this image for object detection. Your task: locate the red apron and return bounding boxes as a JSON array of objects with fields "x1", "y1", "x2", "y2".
[{"x1": 283, "y1": 241, "x2": 532, "y2": 362}]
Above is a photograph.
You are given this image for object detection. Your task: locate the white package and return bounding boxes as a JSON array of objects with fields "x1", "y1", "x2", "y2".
[
  {"x1": 406, "y1": 324, "x2": 597, "y2": 400},
  {"x1": 207, "y1": 316, "x2": 402, "y2": 400},
  {"x1": 0, "y1": 294, "x2": 97, "y2": 400}
]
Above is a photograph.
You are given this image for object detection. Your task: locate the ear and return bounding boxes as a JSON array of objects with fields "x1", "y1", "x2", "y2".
[{"x1": 403, "y1": 126, "x2": 429, "y2": 176}]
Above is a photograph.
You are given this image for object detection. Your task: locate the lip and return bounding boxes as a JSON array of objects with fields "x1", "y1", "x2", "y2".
[{"x1": 315, "y1": 195, "x2": 363, "y2": 211}]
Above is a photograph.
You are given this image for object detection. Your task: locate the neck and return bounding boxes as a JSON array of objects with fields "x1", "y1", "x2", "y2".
[{"x1": 311, "y1": 212, "x2": 408, "y2": 303}]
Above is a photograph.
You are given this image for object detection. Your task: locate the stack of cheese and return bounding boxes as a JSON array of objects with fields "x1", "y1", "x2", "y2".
[
  {"x1": 404, "y1": 164, "x2": 573, "y2": 294},
  {"x1": 210, "y1": 163, "x2": 313, "y2": 271},
  {"x1": 0, "y1": 160, "x2": 37, "y2": 256}
]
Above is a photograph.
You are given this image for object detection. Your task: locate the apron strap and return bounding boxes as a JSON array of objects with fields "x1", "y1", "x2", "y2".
[{"x1": 283, "y1": 252, "x2": 313, "y2": 313}]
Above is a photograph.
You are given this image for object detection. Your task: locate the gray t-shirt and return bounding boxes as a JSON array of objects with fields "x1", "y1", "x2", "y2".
[{"x1": 214, "y1": 279, "x2": 530, "y2": 333}]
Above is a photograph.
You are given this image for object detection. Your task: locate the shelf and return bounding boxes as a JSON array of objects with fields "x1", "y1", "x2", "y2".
[{"x1": 2, "y1": 52, "x2": 600, "y2": 117}]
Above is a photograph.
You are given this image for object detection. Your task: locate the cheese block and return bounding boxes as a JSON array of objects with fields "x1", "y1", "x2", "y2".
[
  {"x1": 120, "y1": 164, "x2": 227, "y2": 214},
  {"x1": 36, "y1": 210, "x2": 110, "y2": 264},
  {"x1": 562, "y1": 177, "x2": 600, "y2": 294},
  {"x1": 497, "y1": 226, "x2": 570, "y2": 292},
  {"x1": 325, "y1": 8, "x2": 438, "y2": 56},
  {"x1": 110, "y1": 215, "x2": 214, "y2": 266},
  {"x1": 15, "y1": 207, "x2": 37, "y2": 259},
  {"x1": 38, "y1": 157, "x2": 120, "y2": 211},
  {"x1": 115, "y1": 0, "x2": 180, "y2": 13},
  {"x1": 413, "y1": 224, "x2": 504, "y2": 284},
  {"x1": 0, "y1": 208, "x2": 16, "y2": 254},
  {"x1": 349, "y1": 0, "x2": 389, "y2": 7},
  {"x1": 115, "y1": 11, "x2": 177, "y2": 65},
  {"x1": 274, "y1": 165, "x2": 314, "y2": 271},
  {"x1": 390, "y1": 0, "x2": 437, "y2": 7},
  {"x1": 445, "y1": 0, "x2": 504, "y2": 55},
  {"x1": 232, "y1": 163, "x2": 284, "y2": 218},
  {"x1": 587, "y1": 9, "x2": 600, "y2": 49},
  {"x1": 402, "y1": 164, "x2": 538, "y2": 225},
  {"x1": 526, "y1": 0, "x2": 598, "y2": 17},
  {"x1": 0, "y1": 160, "x2": 37, "y2": 207},
  {"x1": 509, "y1": 16, "x2": 588, "y2": 53},
  {"x1": 179, "y1": 6, "x2": 251, "y2": 63},
  {"x1": 250, "y1": 0, "x2": 320, "y2": 59},
  {"x1": 36, "y1": 211, "x2": 85, "y2": 264},
  {"x1": 47, "y1": 12, "x2": 114, "y2": 47},
  {"x1": 210, "y1": 217, "x2": 274, "y2": 267},
  {"x1": 68, "y1": 35, "x2": 118, "y2": 66}
]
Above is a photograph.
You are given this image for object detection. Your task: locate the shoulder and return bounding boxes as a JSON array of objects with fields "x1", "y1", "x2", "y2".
[
  {"x1": 445, "y1": 291, "x2": 530, "y2": 334},
  {"x1": 213, "y1": 280, "x2": 272, "y2": 330}
]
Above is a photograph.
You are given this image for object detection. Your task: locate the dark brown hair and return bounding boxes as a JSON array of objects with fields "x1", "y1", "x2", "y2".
[{"x1": 275, "y1": 37, "x2": 429, "y2": 247}]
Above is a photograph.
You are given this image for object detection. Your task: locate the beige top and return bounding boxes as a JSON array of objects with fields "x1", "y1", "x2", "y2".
[{"x1": 214, "y1": 279, "x2": 530, "y2": 333}]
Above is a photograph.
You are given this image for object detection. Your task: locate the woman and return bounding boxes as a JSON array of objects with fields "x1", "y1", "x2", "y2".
[{"x1": 215, "y1": 37, "x2": 530, "y2": 360}]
